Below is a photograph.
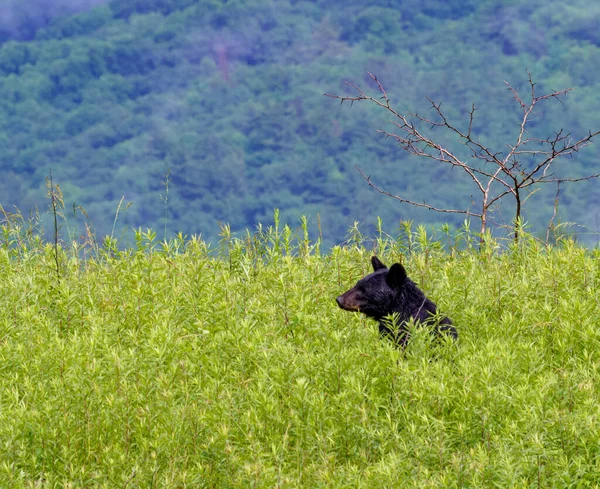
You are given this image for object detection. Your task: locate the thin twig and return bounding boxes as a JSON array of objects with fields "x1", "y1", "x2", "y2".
[
  {"x1": 546, "y1": 182, "x2": 561, "y2": 243},
  {"x1": 47, "y1": 170, "x2": 61, "y2": 282},
  {"x1": 356, "y1": 167, "x2": 481, "y2": 217}
]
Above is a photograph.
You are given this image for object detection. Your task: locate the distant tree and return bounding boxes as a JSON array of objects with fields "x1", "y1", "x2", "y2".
[
  {"x1": 0, "y1": 41, "x2": 31, "y2": 74},
  {"x1": 326, "y1": 71, "x2": 600, "y2": 244}
]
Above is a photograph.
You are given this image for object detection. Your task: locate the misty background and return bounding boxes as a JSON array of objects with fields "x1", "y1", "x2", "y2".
[{"x1": 0, "y1": 0, "x2": 107, "y2": 41}]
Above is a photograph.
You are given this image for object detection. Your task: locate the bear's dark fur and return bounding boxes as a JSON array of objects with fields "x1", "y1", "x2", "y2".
[{"x1": 336, "y1": 256, "x2": 457, "y2": 347}]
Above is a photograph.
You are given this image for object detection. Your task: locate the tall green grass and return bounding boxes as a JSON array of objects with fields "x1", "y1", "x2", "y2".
[{"x1": 1, "y1": 214, "x2": 599, "y2": 487}]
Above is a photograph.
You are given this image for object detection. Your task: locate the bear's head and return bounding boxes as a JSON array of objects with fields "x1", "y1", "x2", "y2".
[{"x1": 336, "y1": 256, "x2": 407, "y2": 320}]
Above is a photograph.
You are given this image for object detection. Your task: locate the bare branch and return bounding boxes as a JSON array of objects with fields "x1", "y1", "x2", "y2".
[
  {"x1": 356, "y1": 167, "x2": 481, "y2": 218},
  {"x1": 415, "y1": 98, "x2": 510, "y2": 176},
  {"x1": 535, "y1": 173, "x2": 600, "y2": 184},
  {"x1": 519, "y1": 129, "x2": 600, "y2": 185}
]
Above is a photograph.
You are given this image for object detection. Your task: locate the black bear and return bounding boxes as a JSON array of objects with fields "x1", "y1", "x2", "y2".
[{"x1": 336, "y1": 256, "x2": 457, "y2": 347}]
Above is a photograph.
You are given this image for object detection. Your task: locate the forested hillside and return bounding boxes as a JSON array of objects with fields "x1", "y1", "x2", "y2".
[{"x1": 0, "y1": 0, "x2": 599, "y2": 246}]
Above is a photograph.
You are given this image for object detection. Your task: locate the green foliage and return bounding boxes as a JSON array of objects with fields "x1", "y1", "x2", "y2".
[
  {"x1": 1, "y1": 220, "x2": 600, "y2": 486},
  {"x1": 0, "y1": 0, "x2": 599, "y2": 248}
]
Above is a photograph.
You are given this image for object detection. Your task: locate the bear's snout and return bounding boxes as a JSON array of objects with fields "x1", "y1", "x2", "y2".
[{"x1": 336, "y1": 291, "x2": 360, "y2": 312}]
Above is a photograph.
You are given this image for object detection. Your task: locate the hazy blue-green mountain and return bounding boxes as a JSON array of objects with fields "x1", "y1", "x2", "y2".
[{"x1": 0, "y1": 0, "x2": 598, "y2": 246}]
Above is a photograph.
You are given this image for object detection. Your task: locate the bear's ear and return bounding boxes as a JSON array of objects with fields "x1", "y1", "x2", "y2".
[
  {"x1": 386, "y1": 263, "x2": 407, "y2": 289},
  {"x1": 371, "y1": 256, "x2": 387, "y2": 271}
]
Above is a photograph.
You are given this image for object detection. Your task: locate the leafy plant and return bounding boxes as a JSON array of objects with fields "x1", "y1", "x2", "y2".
[{"x1": 1, "y1": 219, "x2": 600, "y2": 486}]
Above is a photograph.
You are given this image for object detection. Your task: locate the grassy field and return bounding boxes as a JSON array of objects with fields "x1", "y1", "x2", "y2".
[{"x1": 1, "y1": 219, "x2": 600, "y2": 487}]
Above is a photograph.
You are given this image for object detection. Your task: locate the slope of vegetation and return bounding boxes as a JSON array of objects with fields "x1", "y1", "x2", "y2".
[
  {"x1": 1, "y1": 217, "x2": 600, "y2": 487},
  {"x1": 0, "y1": 0, "x2": 599, "y2": 246}
]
